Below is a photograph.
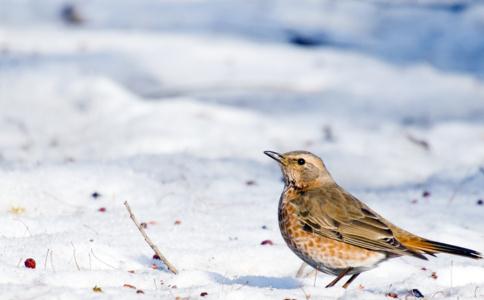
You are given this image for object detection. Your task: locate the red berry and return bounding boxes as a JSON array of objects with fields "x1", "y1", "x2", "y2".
[
  {"x1": 153, "y1": 254, "x2": 161, "y2": 260},
  {"x1": 98, "y1": 207, "x2": 106, "y2": 212},
  {"x1": 260, "y1": 240, "x2": 273, "y2": 245},
  {"x1": 24, "y1": 258, "x2": 36, "y2": 269},
  {"x1": 422, "y1": 191, "x2": 431, "y2": 197},
  {"x1": 200, "y1": 292, "x2": 208, "y2": 297}
]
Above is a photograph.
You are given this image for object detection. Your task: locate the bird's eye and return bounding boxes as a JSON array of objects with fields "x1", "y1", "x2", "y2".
[{"x1": 297, "y1": 158, "x2": 305, "y2": 165}]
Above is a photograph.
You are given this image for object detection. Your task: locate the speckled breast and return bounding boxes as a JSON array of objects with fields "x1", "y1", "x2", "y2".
[{"x1": 278, "y1": 188, "x2": 385, "y2": 275}]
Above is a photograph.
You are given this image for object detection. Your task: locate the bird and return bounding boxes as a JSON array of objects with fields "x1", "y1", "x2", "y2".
[{"x1": 264, "y1": 150, "x2": 482, "y2": 289}]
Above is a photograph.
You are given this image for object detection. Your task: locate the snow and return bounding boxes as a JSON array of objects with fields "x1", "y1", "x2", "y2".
[{"x1": 1, "y1": 0, "x2": 484, "y2": 299}]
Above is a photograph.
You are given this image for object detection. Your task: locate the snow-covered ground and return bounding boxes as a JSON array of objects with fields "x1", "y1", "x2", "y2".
[{"x1": 1, "y1": 1, "x2": 484, "y2": 299}]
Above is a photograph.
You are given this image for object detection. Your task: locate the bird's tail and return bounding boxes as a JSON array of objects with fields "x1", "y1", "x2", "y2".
[{"x1": 403, "y1": 238, "x2": 482, "y2": 259}]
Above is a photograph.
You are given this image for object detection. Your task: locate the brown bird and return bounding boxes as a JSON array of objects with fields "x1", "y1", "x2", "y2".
[{"x1": 264, "y1": 150, "x2": 482, "y2": 288}]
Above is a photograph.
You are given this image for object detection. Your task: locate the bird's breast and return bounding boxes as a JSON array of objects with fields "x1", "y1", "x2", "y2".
[{"x1": 278, "y1": 189, "x2": 386, "y2": 274}]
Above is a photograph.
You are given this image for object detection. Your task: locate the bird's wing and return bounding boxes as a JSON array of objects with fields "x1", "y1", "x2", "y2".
[{"x1": 293, "y1": 185, "x2": 426, "y2": 259}]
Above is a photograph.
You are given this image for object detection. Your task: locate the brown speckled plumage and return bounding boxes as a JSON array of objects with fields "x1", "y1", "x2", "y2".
[
  {"x1": 278, "y1": 186, "x2": 386, "y2": 276},
  {"x1": 264, "y1": 150, "x2": 482, "y2": 288}
]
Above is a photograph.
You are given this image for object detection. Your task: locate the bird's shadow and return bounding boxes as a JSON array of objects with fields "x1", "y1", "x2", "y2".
[{"x1": 209, "y1": 272, "x2": 301, "y2": 289}]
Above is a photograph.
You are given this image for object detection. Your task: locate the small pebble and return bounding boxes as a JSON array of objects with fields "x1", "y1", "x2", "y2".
[
  {"x1": 477, "y1": 199, "x2": 483, "y2": 205},
  {"x1": 422, "y1": 191, "x2": 431, "y2": 198},
  {"x1": 410, "y1": 289, "x2": 424, "y2": 298}
]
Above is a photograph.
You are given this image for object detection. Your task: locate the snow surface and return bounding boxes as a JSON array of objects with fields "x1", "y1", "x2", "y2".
[{"x1": 1, "y1": 1, "x2": 484, "y2": 299}]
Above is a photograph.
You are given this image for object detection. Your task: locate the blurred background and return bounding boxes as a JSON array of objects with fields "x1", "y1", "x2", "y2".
[
  {"x1": 1, "y1": 0, "x2": 484, "y2": 190},
  {"x1": 1, "y1": 1, "x2": 484, "y2": 298},
  {"x1": 1, "y1": 0, "x2": 484, "y2": 188}
]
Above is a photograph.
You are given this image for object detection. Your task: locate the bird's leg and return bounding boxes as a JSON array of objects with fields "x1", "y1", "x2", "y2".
[
  {"x1": 325, "y1": 268, "x2": 352, "y2": 288},
  {"x1": 342, "y1": 273, "x2": 360, "y2": 289},
  {"x1": 295, "y1": 262, "x2": 308, "y2": 277},
  {"x1": 295, "y1": 262, "x2": 317, "y2": 278}
]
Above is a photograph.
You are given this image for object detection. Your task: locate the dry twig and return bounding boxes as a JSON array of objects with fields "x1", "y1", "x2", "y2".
[
  {"x1": 16, "y1": 257, "x2": 23, "y2": 267},
  {"x1": 124, "y1": 201, "x2": 178, "y2": 274},
  {"x1": 71, "y1": 242, "x2": 81, "y2": 271},
  {"x1": 15, "y1": 219, "x2": 32, "y2": 236},
  {"x1": 44, "y1": 249, "x2": 50, "y2": 270},
  {"x1": 50, "y1": 249, "x2": 56, "y2": 272},
  {"x1": 90, "y1": 248, "x2": 116, "y2": 269},
  {"x1": 406, "y1": 134, "x2": 430, "y2": 151}
]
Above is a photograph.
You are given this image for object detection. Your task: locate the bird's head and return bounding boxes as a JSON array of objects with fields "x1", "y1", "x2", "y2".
[{"x1": 264, "y1": 150, "x2": 334, "y2": 189}]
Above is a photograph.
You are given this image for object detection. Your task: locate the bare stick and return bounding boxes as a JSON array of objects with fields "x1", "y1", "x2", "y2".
[
  {"x1": 450, "y1": 260, "x2": 454, "y2": 289},
  {"x1": 83, "y1": 224, "x2": 99, "y2": 235},
  {"x1": 16, "y1": 257, "x2": 23, "y2": 267},
  {"x1": 448, "y1": 167, "x2": 484, "y2": 203},
  {"x1": 50, "y1": 249, "x2": 56, "y2": 272},
  {"x1": 90, "y1": 248, "x2": 116, "y2": 269},
  {"x1": 71, "y1": 242, "x2": 81, "y2": 271},
  {"x1": 15, "y1": 219, "x2": 32, "y2": 236},
  {"x1": 300, "y1": 287, "x2": 311, "y2": 300},
  {"x1": 44, "y1": 249, "x2": 50, "y2": 270},
  {"x1": 124, "y1": 201, "x2": 178, "y2": 274}
]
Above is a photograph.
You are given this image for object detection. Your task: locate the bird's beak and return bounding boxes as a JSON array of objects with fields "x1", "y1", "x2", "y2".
[{"x1": 264, "y1": 151, "x2": 285, "y2": 165}]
